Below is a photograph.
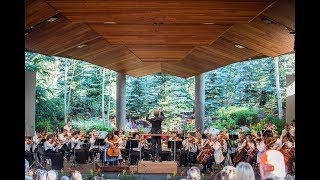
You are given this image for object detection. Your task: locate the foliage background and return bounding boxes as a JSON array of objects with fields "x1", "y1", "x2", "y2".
[{"x1": 25, "y1": 52, "x2": 294, "y2": 132}]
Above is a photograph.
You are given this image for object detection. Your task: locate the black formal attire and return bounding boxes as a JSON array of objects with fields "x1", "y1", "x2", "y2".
[{"x1": 146, "y1": 112, "x2": 164, "y2": 159}]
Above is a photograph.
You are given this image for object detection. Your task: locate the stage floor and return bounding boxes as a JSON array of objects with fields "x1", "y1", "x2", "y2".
[{"x1": 39, "y1": 159, "x2": 262, "y2": 180}]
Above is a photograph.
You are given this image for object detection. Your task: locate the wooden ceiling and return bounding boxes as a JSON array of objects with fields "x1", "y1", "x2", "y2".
[{"x1": 25, "y1": 0, "x2": 294, "y2": 78}]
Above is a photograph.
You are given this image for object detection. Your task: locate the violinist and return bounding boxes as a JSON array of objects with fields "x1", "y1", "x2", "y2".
[
  {"x1": 201, "y1": 135, "x2": 224, "y2": 173},
  {"x1": 25, "y1": 136, "x2": 35, "y2": 165},
  {"x1": 195, "y1": 132, "x2": 203, "y2": 151},
  {"x1": 88, "y1": 131, "x2": 99, "y2": 163},
  {"x1": 58, "y1": 129, "x2": 71, "y2": 161},
  {"x1": 181, "y1": 132, "x2": 198, "y2": 166},
  {"x1": 43, "y1": 134, "x2": 64, "y2": 170},
  {"x1": 221, "y1": 128, "x2": 230, "y2": 140},
  {"x1": 269, "y1": 133, "x2": 282, "y2": 150},
  {"x1": 63, "y1": 121, "x2": 72, "y2": 133},
  {"x1": 217, "y1": 133, "x2": 227, "y2": 157},
  {"x1": 255, "y1": 134, "x2": 266, "y2": 164},
  {"x1": 74, "y1": 134, "x2": 89, "y2": 164}
]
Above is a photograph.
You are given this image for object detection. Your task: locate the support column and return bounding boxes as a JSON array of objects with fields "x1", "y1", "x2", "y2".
[
  {"x1": 274, "y1": 57, "x2": 283, "y2": 119},
  {"x1": 195, "y1": 73, "x2": 205, "y2": 133},
  {"x1": 116, "y1": 72, "x2": 126, "y2": 130}
]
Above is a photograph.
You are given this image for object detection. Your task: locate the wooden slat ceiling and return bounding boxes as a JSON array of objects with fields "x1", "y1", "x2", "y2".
[{"x1": 25, "y1": 0, "x2": 294, "y2": 78}]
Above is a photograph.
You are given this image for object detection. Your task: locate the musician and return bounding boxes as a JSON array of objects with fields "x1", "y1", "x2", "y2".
[
  {"x1": 181, "y1": 133, "x2": 198, "y2": 166},
  {"x1": 104, "y1": 130, "x2": 121, "y2": 165},
  {"x1": 25, "y1": 136, "x2": 35, "y2": 165},
  {"x1": 73, "y1": 134, "x2": 89, "y2": 164},
  {"x1": 237, "y1": 128, "x2": 243, "y2": 139},
  {"x1": 63, "y1": 121, "x2": 72, "y2": 133},
  {"x1": 145, "y1": 108, "x2": 164, "y2": 162},
  {"x1": 255, "y1": 137, "x2": 266, "y2": 164},
  {"x1": 236, "y1": 134, "x2": 246, "y2": 152},
  {"x1": 201, "y1": 135, "x2": 225, "y2": 173},
  {"x1": 43, "y1": 134, "x2": 64, "y2": 170},
  {"x1": 270, "y1": 134, "x2": 282, "y2": 150},
  {"x1": 237, "y1": 135, "x2": 256, "y2": 164},
  {"x1": 58, "y1": 129, "x2": 72, "y2": 161},
  {"x1": 221, "y1": 128, "x2": 230, "y2": 140},
  {"x1": 217, "y1": 134, "x2": 227, "y2": 157},
  {"x1": 88, "y1": 131, "x2": 99, "y2": 163},
  {"x1": 195, "y1": 132, "x2": 203, "y2": 150},
  {"x1": 280, "y1": 136, "x2": 295, "y2": 174}
]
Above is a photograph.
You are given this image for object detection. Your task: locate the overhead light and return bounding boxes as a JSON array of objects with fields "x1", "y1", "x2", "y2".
[
  {"x1": 234, "y1": 44, "x2": 246, "y2": 49},
  {"x1": 202, "y1": 22, "x2": 215, "y2": 25},
  {"x1": 261, "y1": 17, "x2": 274, "y2": 24},
  {"x1": 103, "y1": 22, "x2": 116, "y2": 24},
  {"x1": 77, "y1": 44, "x2": 87, "y2": 48},
  {"x1": 153, "y1": 22, "x2": 164, "y2": 25},
  {"x1": 46, "y1": 17, "x2": 58, "y2": 22}
]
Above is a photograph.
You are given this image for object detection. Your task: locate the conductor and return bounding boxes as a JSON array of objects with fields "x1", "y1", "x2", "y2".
[{"x1": 145, "y1": 108, "x2": 164, "y2": 162}]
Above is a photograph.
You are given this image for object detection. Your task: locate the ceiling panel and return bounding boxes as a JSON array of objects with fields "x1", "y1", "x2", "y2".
[
  {"x1": 26, "y1": 0, "x2": 59, "y2": 30},
  {"x1": 46, "y1": 0, "x2": 275, "y2": 24},
  {"x1": 25, "y1": 14, "x2": 101, "y2": 56}
]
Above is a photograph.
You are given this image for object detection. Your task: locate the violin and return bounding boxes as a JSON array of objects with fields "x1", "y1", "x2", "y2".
[
  {"x1": 187, "y1": 136, "x2": 196, "y2": 143},
  {"x1": 26, "y1": 139, "x2": 33, "y2": 145}
]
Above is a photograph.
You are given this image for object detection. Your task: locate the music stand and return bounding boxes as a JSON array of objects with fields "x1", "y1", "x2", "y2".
[
  {"x1": 229, "y1": 134, "x2": 238, "y2": 140},
  {"x1": 262, "y1": 130, "x2": 273, "y2": 137},
  {"x1": 168, "y1": 140, "x2": 182, "y2": 150},
  {"x1": 125, "y1": 139, "x2": 138, "y2": 165},
  {"x1": 94, "y1": 139, "x2": 105, "y2": 162}
]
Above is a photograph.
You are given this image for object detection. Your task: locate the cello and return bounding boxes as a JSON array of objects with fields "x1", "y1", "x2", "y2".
[
  {"x1": 107, "y1": 138, "x2": 120, "y2": 157},
  {"x1": 233, "y1": 144, "x2": 249, "y2": 165},
  {"x1": 196, "y1": 141, "x2": 214, "y2": 165}
]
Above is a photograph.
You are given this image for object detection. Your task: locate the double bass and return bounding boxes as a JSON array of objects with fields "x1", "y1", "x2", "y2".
[{"x1": 196, "y1": 141, "x2": 214, "y2": 165}]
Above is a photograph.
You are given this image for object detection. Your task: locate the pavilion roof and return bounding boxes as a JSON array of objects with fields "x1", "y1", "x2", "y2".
[{"x1": 25, "y1": 0, "x2": 294, "y2": 78}]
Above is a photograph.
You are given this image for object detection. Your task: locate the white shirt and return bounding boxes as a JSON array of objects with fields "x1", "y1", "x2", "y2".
[
  {"x1": 219, "y1": 139, "x2": 227, "y2": 153},
  {"x1": 256, "y1": 141, "x2": 266, "y2": 163},
  {"x1": 271, "y1": 138, "x2": 282, "y2": 150},
  {"x1": 289, "y1": 126, "x2": 295, "y2": 137},
  {"x1": 280, "y1": 129, "x2": 288, "y2": 140},
  {"x1": 211, "y1": 141, "x2": 224, "y2": 164},
  {"x1": 182, "y1": 139, "x2": 197, "y2": 153},
  {"x1": 25, "y1": 141, "x2": 32, "y2": 151},
  {"x1": 63, "y1": 125, "x2": 72, "y2": 132},
  {"x1": 44, "y1": 141, "x2": 57, "y2": 151},
  {"x1": 74, "y1": 139, "x2": 84, "y2": 150},
  {"x1": 89, "y1": 137, "x2": 97, "y2": 151}
]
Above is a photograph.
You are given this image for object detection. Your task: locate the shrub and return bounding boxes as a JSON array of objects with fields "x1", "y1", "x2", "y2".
[
  {"x1": 215, "y1": 106, "x2": 259, "y2": 126},
  {"x1": 231, "y1": 108, "x2": 259, "y2": 126},
  {"x1": 35, "y1": 119, "x2": 54, "y2": 132},
  {"x1": 70, "y1": 118, "x2": 114, "y2": 133}
]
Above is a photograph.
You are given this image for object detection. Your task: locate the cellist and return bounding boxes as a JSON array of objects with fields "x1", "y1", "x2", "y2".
[
  {"x1": 279, "y1": 135, "x2": 295, "y2": 174},
  {"x1": 201, "y1": 135, "x2": 224, "y2": 173},
  {"x1": 104, "y1": 130, "x2": 120, "y2": 165}
]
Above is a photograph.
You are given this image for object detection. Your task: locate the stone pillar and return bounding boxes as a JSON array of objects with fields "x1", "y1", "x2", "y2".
[
  {"x1": 195, "y1": 73, "x2": 205, "y2": 133},
  {"x1": 25, "y1": 72, "x2": 36, "y2": 137},
  {"x1": 116, "y1": 72, "x2": 126, "y2": 130}
]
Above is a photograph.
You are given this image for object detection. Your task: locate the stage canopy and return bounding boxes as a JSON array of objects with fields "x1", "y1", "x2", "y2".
[{"x1": 25, "y1": 0, "x2": 294, "y2": 78}]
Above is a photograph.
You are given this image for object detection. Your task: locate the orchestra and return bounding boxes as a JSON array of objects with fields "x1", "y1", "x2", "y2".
[{"x1": 25, "y1": 120, "x2": 295, "y2": 175}]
